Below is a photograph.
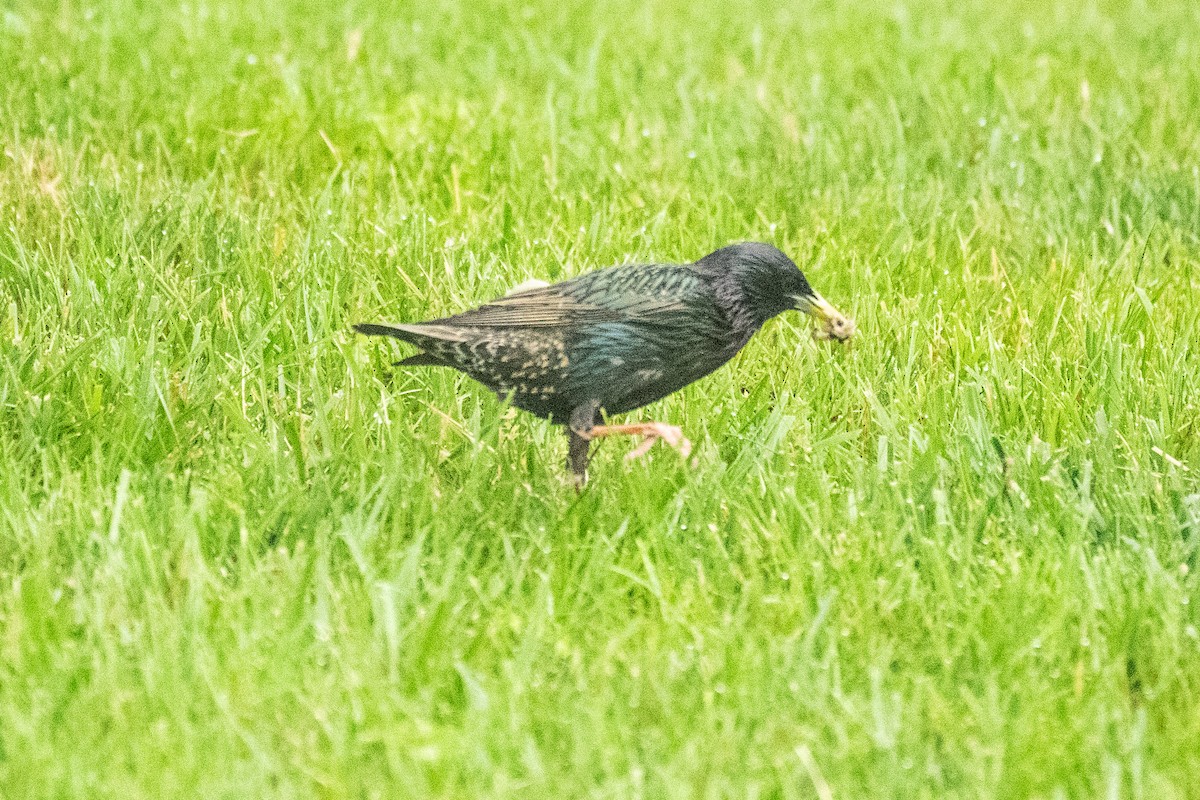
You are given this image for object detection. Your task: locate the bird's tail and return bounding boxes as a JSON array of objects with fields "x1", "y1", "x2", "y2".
[
  {"x1": 353, "y1": 322, "x2": 422, "y2": 343},
  {"x1": 354, "y1": 322, "x2": 454, "y2": 368},
  {"x1": 393, "y1": 352, "x2": 446, "y2": 367}
]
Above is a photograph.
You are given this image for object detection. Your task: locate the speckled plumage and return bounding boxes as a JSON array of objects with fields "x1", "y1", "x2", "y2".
[{"x1": 356, "y1": 242, "x2": 853, "y2": 480}]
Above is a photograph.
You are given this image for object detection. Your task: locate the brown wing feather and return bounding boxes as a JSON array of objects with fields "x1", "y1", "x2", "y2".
[
  {"x1": 430, "y1": 283, "x2": 688, "y2": 329},
  {"x1": 430, "y1": 289, "x2": 622, "y2": 328}
]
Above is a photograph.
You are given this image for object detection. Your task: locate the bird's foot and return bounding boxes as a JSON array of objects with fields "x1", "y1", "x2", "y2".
[
  {"x1": 583, "y1": 422, "x2": 692, "y2": 462},
  {"x1": 623, "y1": 423, "x2": 692, "y2": 462}
]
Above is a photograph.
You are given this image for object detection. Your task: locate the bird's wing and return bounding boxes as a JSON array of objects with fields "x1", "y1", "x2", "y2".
[
  {"x1": 431, "y1": 266, "x2": 693, "y2": 329},
  {"x1": 434, "y1": 289, "x2": 623, "y2": 328}
]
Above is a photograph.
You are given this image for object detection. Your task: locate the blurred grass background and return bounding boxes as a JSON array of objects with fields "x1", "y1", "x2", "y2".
[{"x1": 1, "y1": 0, "x2": 1199, "y2": 796}]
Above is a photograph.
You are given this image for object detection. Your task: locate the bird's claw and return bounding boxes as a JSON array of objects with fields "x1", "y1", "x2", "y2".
[{"x1": 624, "y1": 423, "x2": 692, "y2": 462}]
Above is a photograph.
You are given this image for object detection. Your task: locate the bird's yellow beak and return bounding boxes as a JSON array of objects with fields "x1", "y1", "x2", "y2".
[{"x1": 795, "y1": 292, "x2": 856, "y2": 342}]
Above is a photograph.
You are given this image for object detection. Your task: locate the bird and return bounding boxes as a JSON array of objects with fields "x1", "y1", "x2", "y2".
[{"x1": 355, "y1": 242, "x2": 855, "y2": 484}]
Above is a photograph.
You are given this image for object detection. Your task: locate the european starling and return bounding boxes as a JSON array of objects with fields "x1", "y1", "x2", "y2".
[{"x1": 356, "y1": 242, "x2": 854, "y2": 482}]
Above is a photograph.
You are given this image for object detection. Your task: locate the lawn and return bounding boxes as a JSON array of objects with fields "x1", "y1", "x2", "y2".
[{"x1": 2, "y1": 0, "x2": 1199, "y2": 796}]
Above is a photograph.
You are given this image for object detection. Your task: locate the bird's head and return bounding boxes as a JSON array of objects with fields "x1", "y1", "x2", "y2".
[{"x1": 696, "y1": 242, "x2": 856, "y2": 341}]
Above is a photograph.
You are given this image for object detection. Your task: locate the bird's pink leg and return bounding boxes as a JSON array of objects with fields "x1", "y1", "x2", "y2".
[{"x1": 583, "y1": 423, "x2": 692, "y2": 462}]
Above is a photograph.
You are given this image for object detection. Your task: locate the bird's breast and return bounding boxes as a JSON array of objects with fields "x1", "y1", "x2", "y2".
[{"x1": 566, "y1": 321, "x2": 750, "y2": 415}]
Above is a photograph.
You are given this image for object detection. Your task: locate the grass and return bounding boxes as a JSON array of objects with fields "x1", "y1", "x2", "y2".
[{"x1": 2, "y1": 0, "x2": 1200, "y2": 796}]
